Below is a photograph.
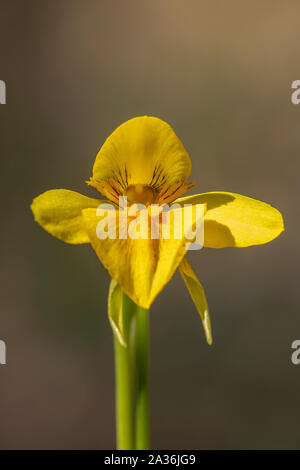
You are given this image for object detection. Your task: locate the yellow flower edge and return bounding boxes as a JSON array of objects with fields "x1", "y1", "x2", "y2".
[{"x1": 31, "y1": 116, "x2": 284, "y2": 344}]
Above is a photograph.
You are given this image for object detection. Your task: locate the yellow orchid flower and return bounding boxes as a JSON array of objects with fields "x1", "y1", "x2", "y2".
[
  {"x1": 30, "y1": 116, "x2": 284, "y2": 450},
  {"x1": 31, "y1": 115, "x2": 284, "y2": 337}
]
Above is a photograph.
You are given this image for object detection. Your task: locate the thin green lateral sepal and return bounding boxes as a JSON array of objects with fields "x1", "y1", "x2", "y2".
[
  {"x1": 108, "y1": 279, "x2": 128, "y2": 347},
  {"x1": 178, "y1": 256, "x2": 213, "y2": 345}
]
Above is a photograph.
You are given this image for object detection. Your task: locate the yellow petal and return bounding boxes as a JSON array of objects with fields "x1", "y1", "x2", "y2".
[
  {"x1": 31, "y1": 189, "x2": 103, "y2": 244},
  {"x1": 178, "y1": 257, "x2": 212, "y2": 345},
  {"x1": 92, "y1": 116, "x2": 191, "y2": 192},
  {"x1": 176, "y1": 192, "x2": 284, "y2": 248},
  {"x1": 82, "y1": 205, "x2": 198, "y2": 308}
]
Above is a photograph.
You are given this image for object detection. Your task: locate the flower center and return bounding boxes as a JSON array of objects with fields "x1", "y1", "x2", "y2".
[{"x1": 125, "y1": 184, "x2": 156, "y2": 205}]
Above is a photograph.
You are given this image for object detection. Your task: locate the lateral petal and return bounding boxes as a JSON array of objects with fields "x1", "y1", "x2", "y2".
[
  {"x1": 176, "y1": 192, "x2": 284, "y2": 248},
  {"x1": 31, "y1": 189, "x2": 103, "y2": 244}
]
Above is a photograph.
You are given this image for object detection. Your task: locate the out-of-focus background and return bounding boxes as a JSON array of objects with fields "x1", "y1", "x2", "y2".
[{"x1": 0, "y1": 0, "x2": 299, "y2": 449}]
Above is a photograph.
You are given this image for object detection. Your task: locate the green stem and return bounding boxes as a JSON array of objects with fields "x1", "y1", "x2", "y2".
[
  {"x1": 135, "y1": 306, "x2": 150, "y2": 450},
  {"x1": 114, "y1": 293, "x2": 136, "y2": 450}
]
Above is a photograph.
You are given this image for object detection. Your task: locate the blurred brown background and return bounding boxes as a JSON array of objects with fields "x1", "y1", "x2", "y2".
[{"x1": 0, "y1": 0, "x2": 298, "y2": 449}]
